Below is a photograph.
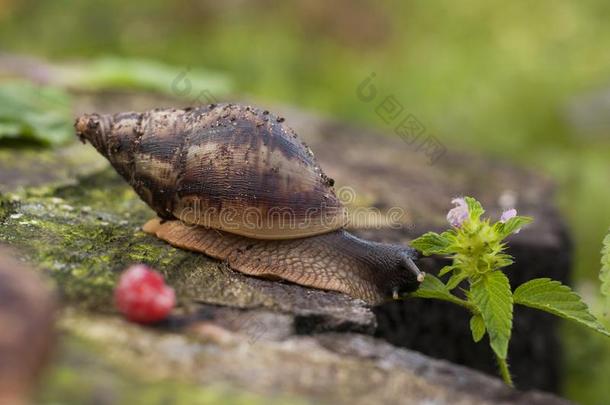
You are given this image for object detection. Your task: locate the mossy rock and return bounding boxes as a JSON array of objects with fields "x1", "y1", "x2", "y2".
[{"x1": 0, "y1": 153, "x2": 373, "y2": 331}]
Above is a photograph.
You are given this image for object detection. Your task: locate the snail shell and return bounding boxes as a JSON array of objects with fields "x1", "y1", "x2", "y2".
[{"x1": 76, "y1": 103, "x2": 423, "y2": 304}]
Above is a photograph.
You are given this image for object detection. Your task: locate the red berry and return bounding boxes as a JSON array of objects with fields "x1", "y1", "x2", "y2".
[{"x1": 114, "y1": 264, "x2": 175, "y2": 323}]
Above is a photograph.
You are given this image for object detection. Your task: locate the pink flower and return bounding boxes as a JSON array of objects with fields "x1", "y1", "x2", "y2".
[
  {"x1": 500, "y1": 208, "x2": 520, "y2": 233},
  {"x1": 447, "y1": 197, "x2": 469, "y2": 227},
  {"x1": 500, "y1": 208, "x2": 517, "y2": 223}
]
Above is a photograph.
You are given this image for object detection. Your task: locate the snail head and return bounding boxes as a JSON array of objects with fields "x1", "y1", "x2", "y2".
[{"x1": 391, "y1": 249, "x2": 425, "y2": 300}]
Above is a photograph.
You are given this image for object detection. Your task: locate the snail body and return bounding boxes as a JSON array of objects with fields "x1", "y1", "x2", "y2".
[{"x1": 76, "y1": 103, "x2": 423, "y2": 304}]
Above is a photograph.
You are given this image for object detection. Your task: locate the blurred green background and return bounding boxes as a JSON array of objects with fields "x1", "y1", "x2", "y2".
[{"x1": 1, "y1": 0, "x2": 609, "y2": 403}]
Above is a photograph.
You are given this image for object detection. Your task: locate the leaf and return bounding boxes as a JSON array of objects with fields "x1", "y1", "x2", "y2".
[
  {"x1": 0, "y1": 81, "x2": 73, "y2": 146},
  {"x1": 409, "y1": 274, "x2": 453, "y2": 299},
  {"x1": 514, "y1": 278, "x2": 610, "y2": 337},
  {"x1": 494, "y1": 252, "x2": 514, "y2": 269},
  {"x1": 470, "y1": 271, "x2": 513, "y2": 359},
  {"x1": 464, "y1": 196, "x2": 485, "y2": 222},
  {"x1": 411, "y1": 232, "x2": 452, "y2": 255},
  {"x1": 446, "y1": 270, "x2": 468, "y2": 290},
  {"x1": 439, "y1": 264, "x2": 457, "y2": 277},
  {"x1": 470, "y1": 314, "x2": 486, "y2": 342},
  {"x1": 496, "y1": 216, "x2": 533, "y2": 238},
  {"x1": 600, "y1": 231, "x2": 610, "y2": 303},
  {"x1": 57, "y1": 57, "x2": 232, "y2": 98},
  {"x1": 408, "y1": 274, "x2": 470, "y2": 308},
  {"x1": 440, "y1": 229, "x2": 458, "y2": 242}
]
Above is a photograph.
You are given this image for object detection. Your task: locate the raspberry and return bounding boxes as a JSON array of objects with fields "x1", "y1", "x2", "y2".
[{"x1": 114, "y1": 264, "x2": 175, "y2": 323}]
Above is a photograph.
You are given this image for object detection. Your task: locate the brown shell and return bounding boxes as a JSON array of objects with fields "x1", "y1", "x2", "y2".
[{"x1": 76, "y1": 103, "x2": 346, "y2": 239}]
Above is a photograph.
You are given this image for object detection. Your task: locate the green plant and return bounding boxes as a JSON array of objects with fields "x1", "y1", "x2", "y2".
[
  {"x1": 56, "y1": 57, "x2": 232, "y2": 98},
  {"x1": 0, "y1": 81, "x2": 73, "y2": 146},
  {"x1": 407, "y1": 196, "x2": 610, "y2": 386}
]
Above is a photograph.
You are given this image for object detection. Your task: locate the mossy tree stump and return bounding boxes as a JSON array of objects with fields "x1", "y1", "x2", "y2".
[{"x1": 0, "y1": 92, "x2": 571, "y2": 403}]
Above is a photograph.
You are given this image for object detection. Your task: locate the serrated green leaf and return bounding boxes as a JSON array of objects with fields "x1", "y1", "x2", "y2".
[
  {"x1": 408, "y1": 274, "x2": 470, "y2": 308},
  {"x1": 470, "y1": 271, "x2": 513, "y2": 359},
  {"x1": 464, "y1": 196, "x2": 485, "y2": 222},
  {"x1": 514, "y1": 278, "x2": 610, "y2": 337},
  {"x1": 600, "y1": 231, "x2": 610, "y2": 303},
  {"x1": 470, "y1": 314, "x2": 486, "y2": 342},
  {"x1": 411, "y1": 232, "x2": 452, "y2": 256}
]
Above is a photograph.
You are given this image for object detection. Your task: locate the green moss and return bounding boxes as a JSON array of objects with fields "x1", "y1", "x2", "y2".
[
  {"x1": 0, "y1": 168, "x2": 179, "y2": 309},
  {"x1": 0, "y1": 167, "x2": 291, "y2": 312}
]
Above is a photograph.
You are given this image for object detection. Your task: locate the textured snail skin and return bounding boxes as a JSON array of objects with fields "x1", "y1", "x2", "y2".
[
  {"x1": 143, "y1": 218, "x2": 421, "y2": 304},
  {"x1": 76, "y1": 103, "x2": 423, "y2": 304}
]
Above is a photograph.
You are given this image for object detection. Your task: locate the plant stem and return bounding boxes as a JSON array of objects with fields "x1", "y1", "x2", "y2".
[
  {"x1": 445, "y1": 295, "x2": 477, "y2": 312},
  {"x1": 408, "y1": 292, "x2": 477, "y2": 312},
  {"x1": 496, "y1": 355, "x2": 513, "y2": 387}
]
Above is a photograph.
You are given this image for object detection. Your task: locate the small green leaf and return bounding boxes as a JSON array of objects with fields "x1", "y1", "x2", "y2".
[
  {"x1": 470, "y1": 314, "x2": 486, "y2": 342},
  {"x1": 600, "y1": 231, "x2": 610, "y2": 304},
  {"x1": 409, "y1": 274, "x2": 453, "y2": 299},
  {"x1": 494, "y1": 252, "x2": 514, "y2": 269},
  {"x1": 496, "y1": 216, "x2": 533, "y2": 238},
  {"x1": 464, "y1": 196, "x2": 485, "y2": 222},
  {"x1": 470, "y1": 271, "x2": 513, "y2": 359},
  {"x1": 408, "y1": 274, "x2": 471, "y2": 309},
  {"x1": 514, "y1": 278, "x2": 610, "y2": 337},
  {"x1": 411, "y1": 232, "x2": 452, "y2": 255},
  {"x1": 440, "y1": 230, "x2": 458, "y2": 242},
  {"x1": 439, "y1": 264, "x2": 457, "y2": 277},
  {"x1": 446, "y1": 270, "x2": 468, "y2": 290}
]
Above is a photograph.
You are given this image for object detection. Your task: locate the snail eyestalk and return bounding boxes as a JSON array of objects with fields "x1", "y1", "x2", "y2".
[{"x1": 402, "y1": 254, "x2": 425, "y2": 283}]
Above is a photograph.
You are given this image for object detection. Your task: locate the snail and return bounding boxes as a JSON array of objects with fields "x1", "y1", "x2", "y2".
[{"x1": 75, "y1": 103, "x2": 424, "y2": 304}]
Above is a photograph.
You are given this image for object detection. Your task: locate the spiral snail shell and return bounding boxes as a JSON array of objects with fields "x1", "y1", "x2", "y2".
[{"x1": 75, "y1": 103, "x2": 423, "y2": 304}]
